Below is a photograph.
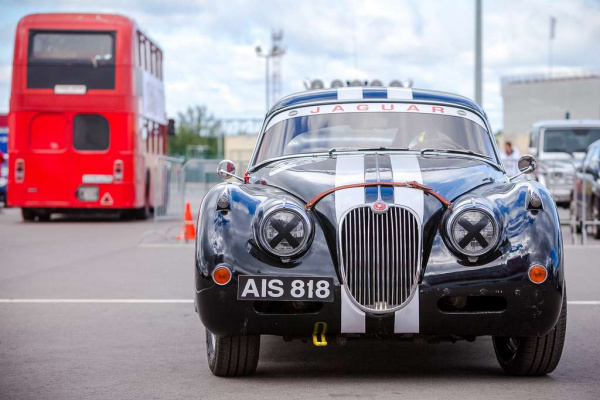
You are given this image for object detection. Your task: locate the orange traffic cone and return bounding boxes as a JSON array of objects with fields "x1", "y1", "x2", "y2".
[{"x1": 176, "y1": 202, "x2": 196, "y2": 242}]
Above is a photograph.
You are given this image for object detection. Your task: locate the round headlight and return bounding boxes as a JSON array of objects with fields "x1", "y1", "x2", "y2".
[
  {"x1": 447, "y1": 206, "x2": 499, "y2": 258},
  {"x1": 258, "y1": 202, "x2": 312, "y2": 258}
]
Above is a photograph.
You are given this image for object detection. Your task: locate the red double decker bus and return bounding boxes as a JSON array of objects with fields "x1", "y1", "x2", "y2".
[{"x1": 8, "y1": 13, "x2": 172, "y2": 220}]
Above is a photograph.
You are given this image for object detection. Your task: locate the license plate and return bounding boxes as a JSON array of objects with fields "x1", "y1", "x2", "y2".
[
  {"x1": 77, "y1": 185, "x2": 99, "y2": 202},
  {"x1": 237, "y1": 276, "x2": 334, "y2": 302}
]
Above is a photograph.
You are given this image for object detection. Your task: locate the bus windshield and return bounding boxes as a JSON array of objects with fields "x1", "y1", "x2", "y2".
[
  {"x1": 544, "y1": 128, "x2": 600, "y2": 154},
  {"x1": 254, "y1": 104, "x2": 496, "y2": 165}
]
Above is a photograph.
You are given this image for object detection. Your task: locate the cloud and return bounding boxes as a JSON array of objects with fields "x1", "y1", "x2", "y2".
[{"x1": 0, "y1": 0, "x2": 598, "y2": 131}]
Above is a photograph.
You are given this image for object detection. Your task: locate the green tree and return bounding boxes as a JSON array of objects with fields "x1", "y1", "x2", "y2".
[{"x1": 168, "y1": 105, "x2": 222, "y2": 158}]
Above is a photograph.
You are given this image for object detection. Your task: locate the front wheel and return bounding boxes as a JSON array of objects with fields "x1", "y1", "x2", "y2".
[
  {"x1": 205, "y1": 329, "x2": 260, "y2": 377},
  {"x1": 492, "y1": 290, "x2": 567, "y2": 376}
]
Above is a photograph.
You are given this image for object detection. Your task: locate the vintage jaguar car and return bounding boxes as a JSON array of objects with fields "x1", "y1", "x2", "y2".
[{"x1": 195, "y1": 87, "x2": 566, "y2": 377}]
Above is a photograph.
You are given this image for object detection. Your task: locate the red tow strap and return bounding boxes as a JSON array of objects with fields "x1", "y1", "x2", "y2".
[{"x1": 305, "y1": 181, "x2": 452, "y2": 210}]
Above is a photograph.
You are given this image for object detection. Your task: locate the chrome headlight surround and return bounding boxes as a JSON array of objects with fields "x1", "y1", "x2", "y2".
[
  {"x1": 255, "y1": 199, "x2": 313, "y2": 260},
  {"x1": 445, "y1": 198, "x2": 501, "y2": 260}
]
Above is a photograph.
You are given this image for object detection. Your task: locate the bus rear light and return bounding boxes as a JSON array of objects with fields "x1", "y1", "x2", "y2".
[
  {"x1": 113, "y1": 160, "x2": 124, "y2": 183},
  {"x1": 15, "y1": 159, "x2": 25, "y2": 183}
]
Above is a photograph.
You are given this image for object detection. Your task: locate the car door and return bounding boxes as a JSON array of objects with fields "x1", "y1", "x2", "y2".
[{"x1": 582, "y1": 144, "x2": 600, "y2": 221}]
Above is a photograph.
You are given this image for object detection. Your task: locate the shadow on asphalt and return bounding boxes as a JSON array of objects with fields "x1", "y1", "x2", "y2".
[{"x1": 244, "y1": 335, "x2": 542, "y2": 380}]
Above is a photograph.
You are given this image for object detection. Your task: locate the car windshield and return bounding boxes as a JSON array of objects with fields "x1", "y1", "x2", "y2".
[
  {"x1": 543, "y1": 128, "x2": 600, "y2": 154},
  {"x1": 254, "y1": 103, "x2": 496, "y2": 165}
]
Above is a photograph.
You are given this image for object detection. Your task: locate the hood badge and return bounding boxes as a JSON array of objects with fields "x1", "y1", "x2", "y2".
[{"x1": 371, "y1": 201, "x2": 389, "y2": 213}]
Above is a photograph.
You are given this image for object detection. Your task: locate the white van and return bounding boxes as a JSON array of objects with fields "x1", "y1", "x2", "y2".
[{"x1": 528, "y1": 120, "x2": 600, "y2": 206}]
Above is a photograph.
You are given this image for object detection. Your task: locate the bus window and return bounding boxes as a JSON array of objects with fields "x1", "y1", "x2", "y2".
[
  {"x1": 73, "y1": 114, "x2": 109, "y2": 151},
  {"x1": 27, "y1": 31, "x2": 116, "y2": 90},
  {"x1": 30, "y1": 113, "x2": 67, "y2": 151}
]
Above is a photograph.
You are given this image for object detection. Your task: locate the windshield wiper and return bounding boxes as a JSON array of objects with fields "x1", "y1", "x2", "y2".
[
  {"x1": 328, "y1": 147, "x2": 409, "y2": 156},
  {"x1": 420, "y1": 148, "x2": 503, "y2": 171},
  {"x1": 419, "y1": 148, "x2": 493, "y2": 160}
]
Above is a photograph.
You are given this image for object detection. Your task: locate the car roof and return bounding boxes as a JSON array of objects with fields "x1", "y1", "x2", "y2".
[
  {"x1": 269, "y1": 87, "x2": 486, "y2": 117},
  {"x1": 532, "y1": 119, "x2": 600, "y2": 129}
]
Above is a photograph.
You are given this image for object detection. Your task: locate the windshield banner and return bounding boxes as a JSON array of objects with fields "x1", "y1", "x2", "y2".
[{"x1": 266, "y1": 103, "x2": 487, "y2": 131}]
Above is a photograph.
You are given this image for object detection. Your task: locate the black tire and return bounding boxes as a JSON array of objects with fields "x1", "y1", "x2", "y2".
[
  {"x1": 493, "y1": 289, "x2": 567, "y2": 376},
  {"x1": 21, "y1": 208, "x2": 36, "y2": 221},
  {"x1": 37, "y1": 213, "x2": 51, "y2": 222},
  {"x1": 205, "y1": 329, "x2": 260, "y2": 377},
  {"x1": 135, "y1": 174, "x2": 151, "y2": 220},
  {"x1": 134, "y1": 203, "x2": 150, "y2": 220}
]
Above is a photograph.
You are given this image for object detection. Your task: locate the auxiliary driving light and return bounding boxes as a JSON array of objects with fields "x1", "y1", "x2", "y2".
[
  {"x1": 212, "y1": 265, "x2": 232, "y2": 285},
  {"x1": 528, "y1": 265, "x2": 548, "y2": 284}
]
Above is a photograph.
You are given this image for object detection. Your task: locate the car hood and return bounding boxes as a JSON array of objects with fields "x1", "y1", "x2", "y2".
[{"x1": 252, "y1": 153, "x2": 504, "y2": 207}]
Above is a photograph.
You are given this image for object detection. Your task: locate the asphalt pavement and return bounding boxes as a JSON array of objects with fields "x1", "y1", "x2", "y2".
[{"x1": 1, "y1": 207, "x2": 600, "y2": 400}]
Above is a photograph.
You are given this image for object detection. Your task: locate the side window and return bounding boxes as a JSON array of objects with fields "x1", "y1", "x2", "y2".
[
  {"x1": 73, "y1": 114, "x2": 109, "y2": 151},
  {"x1": 529, "y1": 130, "x2": 538, "y2": 148}
]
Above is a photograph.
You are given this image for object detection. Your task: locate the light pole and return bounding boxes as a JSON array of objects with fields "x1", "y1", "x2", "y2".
[
  {"x1": 474, "y1": 0, "x2": 483, "y2": 106},
  {"x1": 256, "y1": 46, "x2": 270, "y2": 113},
  {"x1": 256, "y1": 42, "x2": 285, "y2": 113}
]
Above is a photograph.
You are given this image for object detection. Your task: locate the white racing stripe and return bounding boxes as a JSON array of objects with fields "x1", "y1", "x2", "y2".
[
  {"x1": 390, "y1": 154, "x2": 423, "y2": 333},
  {"x1": 335, "y1": 154, "x2": 367, "y2": 333},
  {"x1": 337, "y1": 87, "x2": 363, "y2": 100},
  {"x1": 387, "y1": 87, "x2": 413, "y2": 100}
]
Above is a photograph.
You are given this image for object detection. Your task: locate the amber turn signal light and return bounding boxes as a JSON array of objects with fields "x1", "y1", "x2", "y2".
[
  {"x1": 212, "y1": 265, "x2": 232, "y2": 285},
  {"x1": 528, "y1": 265, "x2": 548, "y2": 284}
]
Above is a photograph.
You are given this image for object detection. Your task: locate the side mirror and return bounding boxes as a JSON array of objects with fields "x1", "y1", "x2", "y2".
[
  {"x1": 217, "y1": 159, "x2": 243, "y2": 182},
  {"x1": 509, "y1": 155, "x2": 537, "y2": 181},
  {"x1": 518, "y1": 155, "x2": 537, "y2": 174},
  {"x1": 167, "y1": 119, "x2": 176, "y2": 136}
]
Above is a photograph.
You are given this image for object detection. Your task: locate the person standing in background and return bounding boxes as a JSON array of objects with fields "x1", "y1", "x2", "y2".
[{"x1": 501, "y1": 141, "x2": 521, "y2": 177}]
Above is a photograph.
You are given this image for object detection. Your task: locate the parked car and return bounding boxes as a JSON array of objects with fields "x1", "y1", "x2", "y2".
[
  {"x1": 572, "y1": 139, "x2": 600, "y2": 238},
  {"x1": 195, "y1": 87, "x2": 566, "y2": 377},
  {"x1": 528, "y1": 120, "x2": 600, "y2": 207}
]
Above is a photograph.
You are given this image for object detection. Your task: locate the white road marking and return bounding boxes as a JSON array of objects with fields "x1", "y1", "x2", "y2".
[
  {"x1": 137, "y1": 243, "x2": 195, "y2": 248},
  {"x1": 0, "y1": 299, "x2": 598, "y2": 305},
  {"x1": 0, "y1": 299, "x2": 194, "y2": 304}
]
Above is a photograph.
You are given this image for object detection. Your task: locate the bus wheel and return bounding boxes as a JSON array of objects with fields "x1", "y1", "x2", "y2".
[
  {"x1": 135, "y1": 178, "x2": 151, "y2": 220},
  {"x1": 21, "y1": 208, "x2": 36, "y2": 221},
  {"x1": 37, "y1": 212, "x2": 51, "y2": 222}
]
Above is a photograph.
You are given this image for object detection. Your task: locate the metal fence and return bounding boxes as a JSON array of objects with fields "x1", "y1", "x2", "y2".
[
  {"x1": 566, "y1": 178, "x2": 600, "y2": 245},
  {"x1": 153, "y1": 156, "x2": 185, "y2": 221},
  {"x1": 180, "y1": 159, "x2": 249, "y2": 216}
]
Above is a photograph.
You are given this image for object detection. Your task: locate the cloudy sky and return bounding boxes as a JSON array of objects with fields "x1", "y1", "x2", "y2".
[{"x1": 0, "y1": 0, "x2": 599, "y2": 131}]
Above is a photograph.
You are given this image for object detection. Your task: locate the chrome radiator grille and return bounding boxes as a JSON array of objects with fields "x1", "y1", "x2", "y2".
[{"x1": 339, "y1": 206, "x2": 421, "y2": 312}]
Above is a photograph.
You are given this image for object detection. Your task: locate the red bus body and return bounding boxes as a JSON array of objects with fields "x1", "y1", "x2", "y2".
[{"x1": 8, "y1": 13, "x2": 167, "y2": 218}]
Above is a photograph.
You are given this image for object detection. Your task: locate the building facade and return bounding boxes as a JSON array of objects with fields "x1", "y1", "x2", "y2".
[{"x1": 502, "y1": 72, "x2": 600, "y2": 151}]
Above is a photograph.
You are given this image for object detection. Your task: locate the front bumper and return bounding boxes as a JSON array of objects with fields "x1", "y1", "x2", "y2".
[{"x1": 195, "y1": 268, "x2": 563, "y2": 338}]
